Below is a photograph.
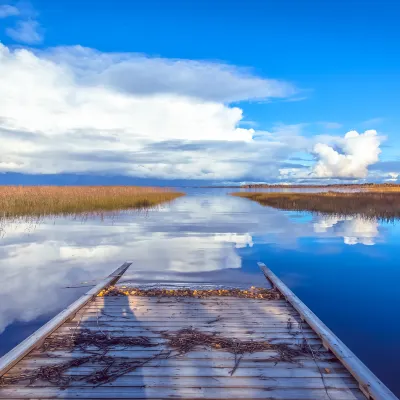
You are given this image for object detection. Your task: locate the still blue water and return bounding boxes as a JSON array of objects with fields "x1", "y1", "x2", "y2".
[{"x1": 0, "y1": 189, "x2": 399, "y2": 394}]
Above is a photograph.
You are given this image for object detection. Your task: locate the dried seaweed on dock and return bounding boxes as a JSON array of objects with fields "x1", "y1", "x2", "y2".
[
  {"x1": 0, "y1": 329, "x2": 165, "y2": 388},
  {"x1": 1, "y1": 325, "x2": 316, "y2": 387},
  {"x1": 0, "y1": 352, "x2": 172, "y2": 388},
  {"x1": 98, "y1": 286, "x2": 281, "y2": 299},
  {"x1": 162, "y1": 327, "x2": 309, "y2": 358},
  {"x1": 161, "y1": 327, "x2": 313, "y2": 374},
  {"x1": 41, "y1": 329, "x2": 157, "y2": 353},
  {"x1": 0, "y1": 356, "x2": 96, "y2": 388}
]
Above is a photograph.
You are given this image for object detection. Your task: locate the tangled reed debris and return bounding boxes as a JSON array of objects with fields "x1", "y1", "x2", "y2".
[
  {"x1": 162, "y1": 327, "x2": 309, "y2": 359},
  {"x1": 98, "y1": 286, "x2": 281, "y2": 300},
  {"x1": 161, "y1": 327, "x2": 313, "y2": 374},
  {"x1": 1, "y1": 324, "x2": 316, "y2": 387},
  {"x1": 41, "y1": 329, "x2": 156, "y2": 353},
  {"x1": 1, "y1": 329, "x2": 169, "y2": 388},
  {"x1": 0, "y1": 352, "x2": 172, "y2": 388}
]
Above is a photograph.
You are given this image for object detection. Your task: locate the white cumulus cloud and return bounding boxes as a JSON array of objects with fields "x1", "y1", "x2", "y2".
[
  {"x1": 0, "y1": 43, "x2": 302, "y2": 180},
  {"x1": 0, "y1": 43, "x2": 387, "y2": 182},
  {"x1": 312, "y1": 130, "x2": 383, "y2": 179}
]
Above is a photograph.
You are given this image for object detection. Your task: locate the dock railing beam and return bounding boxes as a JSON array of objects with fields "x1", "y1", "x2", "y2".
[
  {"x1": 0, "y1": 262, "x2": 131, "y2": 377},
  {"x1": 258, "y1": 262, "x2": 398, "y2": 400}
]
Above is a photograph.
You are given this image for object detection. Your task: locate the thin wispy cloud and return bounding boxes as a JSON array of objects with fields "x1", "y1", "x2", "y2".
[
  {"x1": 361, "y1": 117, "x2": 385, "y2": 127},
  {"x1": 319, "y1": 122, "x2": 343, "y2": 129},
  {"x1": 1, "y1": 2, "x2": 43, "y2": 44},
  {"x1": 0, "y1": 4, "x2": 19, "y2": 18},
  {"x1": 6, "y1": 19, "x2": 43, "y2": 43}
]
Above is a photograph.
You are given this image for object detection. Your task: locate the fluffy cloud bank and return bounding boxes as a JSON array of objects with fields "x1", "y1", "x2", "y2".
[
  {"x1": 0, "y1": 43, "x2": 300, "y2": 180},
  {"x1": 0, "y1": 43, "x2": 385, "y2": 181},
  {"x1": 313, "y1": 130, "x2": 382, "y2": 179}
]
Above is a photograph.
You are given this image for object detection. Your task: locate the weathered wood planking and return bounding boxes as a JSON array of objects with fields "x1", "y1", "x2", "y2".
[
  {"x1": 0, "y1": 386, "x2": 367, "y2": 399},
  {"x1": 0, "y1": 297, "x2": 368, "y2": 399},
  {"x1": 0, "y1": 262, "x2": 397, "y2": 400}
]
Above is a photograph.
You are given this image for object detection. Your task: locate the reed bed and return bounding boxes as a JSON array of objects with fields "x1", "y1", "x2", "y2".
[
  {"x1": 0, "y1": 186, "x2": 184, "y2": 218},
  {"x1": 240, "y1": 183, "x2": 400, "y2": 190},
  {"x1": 232, "y1": 191, "x2": 400, "y2": 220}
]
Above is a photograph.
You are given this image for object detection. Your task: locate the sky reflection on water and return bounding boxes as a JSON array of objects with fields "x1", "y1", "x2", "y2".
[{"x1": 0, "y1": 189, "x2": 398, "y2": 394}]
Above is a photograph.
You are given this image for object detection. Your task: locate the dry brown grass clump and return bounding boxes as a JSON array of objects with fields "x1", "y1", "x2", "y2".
[
  {"x1": 0, "y1": 186, "x2": 184, "y2": 218},
  {"x1": 232, "y1": 191, "x2": 400, "y2": 220},
  {"x1": 98, "y1": 286, "x2": 281, "y2": 299}
]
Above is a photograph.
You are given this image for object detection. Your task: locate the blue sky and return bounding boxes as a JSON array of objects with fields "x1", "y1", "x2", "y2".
[{"x1": 0, "y1": 0, "x2": 399, "y2": 184}]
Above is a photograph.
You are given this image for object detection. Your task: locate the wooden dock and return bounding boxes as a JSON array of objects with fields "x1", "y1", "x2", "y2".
[{"x1": 0, "y1": 262, "x2": 397, "y2": 399}]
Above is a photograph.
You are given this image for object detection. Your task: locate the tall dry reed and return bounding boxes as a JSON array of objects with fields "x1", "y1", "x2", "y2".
[
  {"x1": 240, "y1": 183, "x2": 400, "y2": 190},
  {"x1": 0, "y1": 186, "x2": 184, "y2": 218},
  {"x1": 232, "y1": 191, "x2": 400, "y2": 220}
]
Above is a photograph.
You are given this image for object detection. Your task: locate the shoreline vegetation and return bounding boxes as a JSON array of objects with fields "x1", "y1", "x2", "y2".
[
  {"x1": 239, "y1": 183, "x2": 400, "y2": 189},
  {"x1": 0, "y1": 186, "x2": 184, "y2": 218},
  {"x1": 231, "y1": 191, "x2": 400, "y2": 220},
  {"x1": 239, "y1": 183, "x2": 400, "y2": 192},
  {"x1": 200, "y1": 183, "x2": 400, "y2": 190}
]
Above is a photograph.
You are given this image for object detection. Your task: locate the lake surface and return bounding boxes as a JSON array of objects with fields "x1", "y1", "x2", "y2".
[{"x1": 1, "y1": 188, "x2": 399, "y2": 395}]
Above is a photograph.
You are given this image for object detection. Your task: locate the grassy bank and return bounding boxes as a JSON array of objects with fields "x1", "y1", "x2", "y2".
[
  {"x1": 0, "y1": 186, "x2": 184, "y2": 218},
  {"x1": 240, "y1": 183, "x2": 400, "y2": 190},
  {"x1": 232, "y1": 191, "x2": 400, "y2": 220}
]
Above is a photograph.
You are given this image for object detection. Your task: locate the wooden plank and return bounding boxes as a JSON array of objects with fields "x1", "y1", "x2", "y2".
[
  {"x1": 92, "y1": 297, "x2": 289, "y2": 303},
  {"x1": 0, "y1": 386, "x2": 367, "y2": 399},
  {"x1": 11, "y1": 357, "x2": 342, "y2": 371},
  {"x1": 66, "y1": 318, "x2": 310, "y2": 328},
  {"x1": 259, "y1": 262, "x2": 398, "y2": 400},
  {"x1": 59, "y1": 323, "x2": 315, "y2": 333},
  {"x1": 5, "y1": 376, "x2": 359, "y2": 389},
  {"x1": 73, "y1": 313, "x2": 301, "y2": 321},
  {"x1": 94, "y1": 300, "x2": 288, "y2": 305},
  {"x1": 51, "y1": 327, "x2": 320, "y2": 341},
  {"x1": 81, "y1": 306, "x2": 296, "y2": 315},
  {"x1": 69, "y1": 320, "x2": 305, "y2": 328},
  {"x1": 7, "y1": 364, "x2": 350, "y2": 378},
  {"x1": 0, "y1": 262, "x2": 131, "y2": 378},
  {"x1": 22, "y1": 348, "x2": 332, "y2": 360},
  {"x1": 93, "y1": 298, "x2": 287, "y2": 305},
  {"x1": 69, "y1": 317, "x2": 301, "y2": 324}
]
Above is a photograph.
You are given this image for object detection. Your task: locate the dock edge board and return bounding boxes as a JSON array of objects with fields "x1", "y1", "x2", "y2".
[
  {"x1": 0, "y1": 262, "x2": 132, "y2": 377},
  {"x1": 258, "y1": 262, "x2": 398, "y2": 400}
]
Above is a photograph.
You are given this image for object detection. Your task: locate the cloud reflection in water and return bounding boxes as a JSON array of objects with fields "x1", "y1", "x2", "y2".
[{"x1": 0, "y1": 193, "x2": 384, "y2": 337}]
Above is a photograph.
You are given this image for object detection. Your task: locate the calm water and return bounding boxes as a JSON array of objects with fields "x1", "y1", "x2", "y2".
[{"x1": 0, "y1": 188, "x2": 399, "y2": 395}]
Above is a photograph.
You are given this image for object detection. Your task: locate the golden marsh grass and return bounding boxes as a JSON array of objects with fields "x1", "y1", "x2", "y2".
[
  {"x1": 0, "y1": 186, "x2": 184, "y2": 218},
  {"x1": 240, "y1": 183, "x2": 400, "y2": 191},
  {"x1": 232, "y1": 191, "x2": 400, "y2": 220}
]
